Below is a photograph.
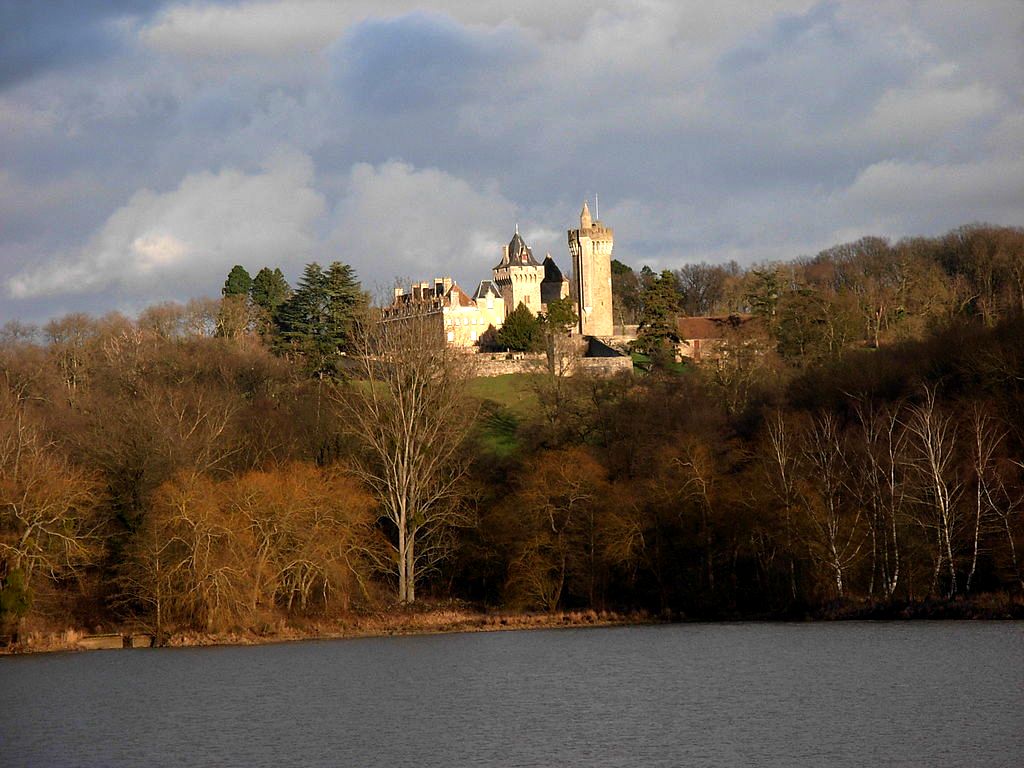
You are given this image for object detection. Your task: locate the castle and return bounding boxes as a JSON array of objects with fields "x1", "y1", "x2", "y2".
[{"x1": 386, "y1": 202, "x2": 614, "y2": 348}]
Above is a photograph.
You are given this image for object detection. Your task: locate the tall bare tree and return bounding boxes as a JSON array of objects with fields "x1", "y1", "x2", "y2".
[
  {"x1": 334, "y1": 315, "x2": 476, "y2": 603},
  {"x1": 762, "y1": 411, "x2": 800, "y2": 600},
  {"x1": 967, "y1": 407, "x2": 1007, "y2": 593},
  {"x1": 0, "y1": 385, "x2": 101, "y2": 598},
  {"x1": 851, "y1": 399, "x2": 907, "y2": 600},
  {"x1": 903, "y1": 386, "x2": 963, "y2": 597},
  {"x1": 797, "y1": 413, "x2": 864, "y2": 598}
]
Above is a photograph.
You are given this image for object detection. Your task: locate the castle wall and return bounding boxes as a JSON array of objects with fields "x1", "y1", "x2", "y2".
[
  {"x1": 470, "y1": 351, "x2": 632, "y2": 378},
  {"x1": 473, "y1": 354, "x2": 548, "y2": 377},
  {"x1": 578, "y1": 355, "x2": 634, "y2": 377}
]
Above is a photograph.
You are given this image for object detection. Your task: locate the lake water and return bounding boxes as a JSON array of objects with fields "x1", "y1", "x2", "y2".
[{"x1": 1, "y1": 622, "x2": 1022, "y2": 767}]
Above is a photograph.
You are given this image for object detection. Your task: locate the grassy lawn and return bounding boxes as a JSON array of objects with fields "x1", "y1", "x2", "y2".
[
  {"x1": 466, "y1": 373, "x2": 545, "y2": 418},
  {"x1": 466, "y1": 374, "x2": 545, "y2": 458},
  {"x1": 631, "y1": 352, "x2": 688, "y2": 375}
]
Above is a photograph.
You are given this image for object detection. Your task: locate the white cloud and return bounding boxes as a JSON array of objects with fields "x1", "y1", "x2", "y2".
[
  {"x1": 330, "y1": 160, "x2": 517, "y2": 295},
  {"x1": 8, "y1": 151, "x2": 325, "y2": 299},
  {"x1": 861, "y1": 82, "x2": 1003, "y2": 145},
  {"x1": 140, "y1": 1, "x2": 356, "y2": 57},
  {"x1": 839, "y1": 156, "x2": 1024, "y2": 233},
  {"x1": 140, "y1": 0, "x2": 814, "y2": 59}
]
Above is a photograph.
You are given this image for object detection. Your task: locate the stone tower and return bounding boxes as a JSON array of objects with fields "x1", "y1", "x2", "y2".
[
  {"x1": 568, "y1": 201, "x2": 614, "y2": 336},
  {"x1": 493, "y1": 229, "x2": 544, "y2": 316}
]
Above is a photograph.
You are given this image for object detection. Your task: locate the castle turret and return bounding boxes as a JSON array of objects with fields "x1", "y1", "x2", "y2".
[
  {"x1": 493, "y1": 229, "x2": 544, "y2": 315},
  {"x1": 568, "y1": 200, "x2": 614, "y2": 336}
]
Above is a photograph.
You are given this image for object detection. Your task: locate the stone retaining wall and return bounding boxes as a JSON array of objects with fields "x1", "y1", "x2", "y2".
[
  {"x1": 579, "y1": 356, "x2": 634, "y2": 376},
  {"x1": 470, "y1": 353, "x2": 633, "y2": 378},
  {"x1": 472, "y1": 355, "x2": 548, "y2": 377}
]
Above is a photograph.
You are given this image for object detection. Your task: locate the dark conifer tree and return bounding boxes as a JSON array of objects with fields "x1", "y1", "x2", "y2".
[
  {"x1": 274, "y1": 261, "x2": 365, "y2": 376},
  {"x1": 323, "y1": 262, "x2": 365, "y2": 354},
  {"x1": 222, "y1": 265, "x2": 253, "y2": 297},
  {"x1": 497, "y1": 303, "x2": 543, "y2": 352},
  {"x1": 250, "y1": 267, "x2": 291, "y2": 313},
  {"x1": 637, "y1": 270, "x2": 680, "y2": 353}
]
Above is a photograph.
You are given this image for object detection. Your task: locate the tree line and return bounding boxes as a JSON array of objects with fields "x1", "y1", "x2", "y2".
[
  {"x1": 2, "y1": 222, "x2": 1023, "y2": 641},
  {"x1": 616, "y1": 224, "x2": 1024, "y2": 364}
]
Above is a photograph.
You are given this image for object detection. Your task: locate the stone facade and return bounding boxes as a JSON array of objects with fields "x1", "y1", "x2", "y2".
[
  {"x1": 385, "y1": 277, "x2": 505, "y2": 348},
  {"x1": 568, "y1": 201, "x2": 614, "y2": 337}
]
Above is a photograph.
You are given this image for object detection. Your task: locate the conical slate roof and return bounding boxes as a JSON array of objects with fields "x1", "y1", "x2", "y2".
[{"x1": 506, "y1": 231, "x2": 540, "y2": 267}]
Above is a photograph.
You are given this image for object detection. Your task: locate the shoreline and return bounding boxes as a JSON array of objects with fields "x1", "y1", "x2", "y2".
[
  {"x1": 4, "y1": 594, "x2": 1022, "y2": 656},
  {"x1": 0, "y1": 608, "x2": 651, "y2": 656}
]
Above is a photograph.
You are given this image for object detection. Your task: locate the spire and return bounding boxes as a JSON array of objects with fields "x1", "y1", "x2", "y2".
[{"x1": 580, "y1": 200, "x2": 592, "y2": 229}]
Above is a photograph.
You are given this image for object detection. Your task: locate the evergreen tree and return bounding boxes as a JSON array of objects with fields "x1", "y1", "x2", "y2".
[
  {"x1": 539, "y1": 296, "x2": 579, "y2": 375},
  {"x1": 637, "y1": 270, "x2": 680, "y2": 353},
  {"x1": 611, "y1": 259, "x2": 643, "y2": 324},
  {"x1": 639, "y1": 265, "x2": 657, "y2": 290},
  {"x1": 218, "y1": 266, "x2": 254, "y2": 338},
  {"x1": 250, "y1": 267, "x2": 291, "y2": 312},
  {"x1": 745, "y1": 267, "x2": 782, "y2": 328},
  {"x1": 323, "y1": 262, "x2": 365, "y2": 353},
  {"x1": 540, "y1": 296, "x2": 577, "y2": 335},
  {"x1": 274, "y1": 261, "x2": 366, "y2": 375},
  {"x1": 275, "y1": 263, "x2": 325, "y2": 357},
  {"x1": 222, "y1": 265, "x2": 253, "y2": 297},
  {"x1": 496, "y1": 303, "x2": 543, "y2": 352}
]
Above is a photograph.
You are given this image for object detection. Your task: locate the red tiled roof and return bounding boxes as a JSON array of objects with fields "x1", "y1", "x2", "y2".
[{"x1": 676, "y1": 314, "x2": 754, "y2": 340}]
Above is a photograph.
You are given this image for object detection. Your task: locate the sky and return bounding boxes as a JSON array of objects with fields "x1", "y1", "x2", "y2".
[{"x1": 1, "y1": 0, "x2": 1022, "y2": 323}]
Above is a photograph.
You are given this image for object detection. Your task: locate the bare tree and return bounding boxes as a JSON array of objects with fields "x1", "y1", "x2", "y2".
[
  {"x1": 995, "y1": 460, "x2": 1024, "y2": 592},
  {"x1": 504, "y1": 447, "x2": 608, "y2": 611},
  {"x1": 705, "y1": 322, "x2": 775, "y2": 415},
  {"x1": 145, "y1": 472, "x2": 250, "y2": 631},
  {"x1": 903, "y1": 386, "x2": 964, "y2": 597},
  {"x1": 229, "y1": 464, "x2": 377, "y2": 613},
  {"x1": 0, "y1": 385, "x2": 102, "y2": 597},
  {"x1": 334, "y1": 314, "x2": 476, "y2": 603},
  {"x1": 44, "y1": 313, "x2": 98, "y2": 401},
  {"x1": 851, "y1": 399, "x2": 907, "y2": 600},
  {"x1": 762, "y1": 411, "x2": 800, "y2": 600},
  {"x1": 675, "y1": 440, "x2": 718, "y2": 597},
  {"x1": 967, "y1": 407, "x2": 1010, "y2": 593},
  {"x1": 117, "y1": 515, "x2": 179, "y2": 644},
  {"x1": 675, "y1": 263, "x2": 730, "y2": 316},
  {"x1": 797, "y1": 413, "x2": 864, "y2": 598}
]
